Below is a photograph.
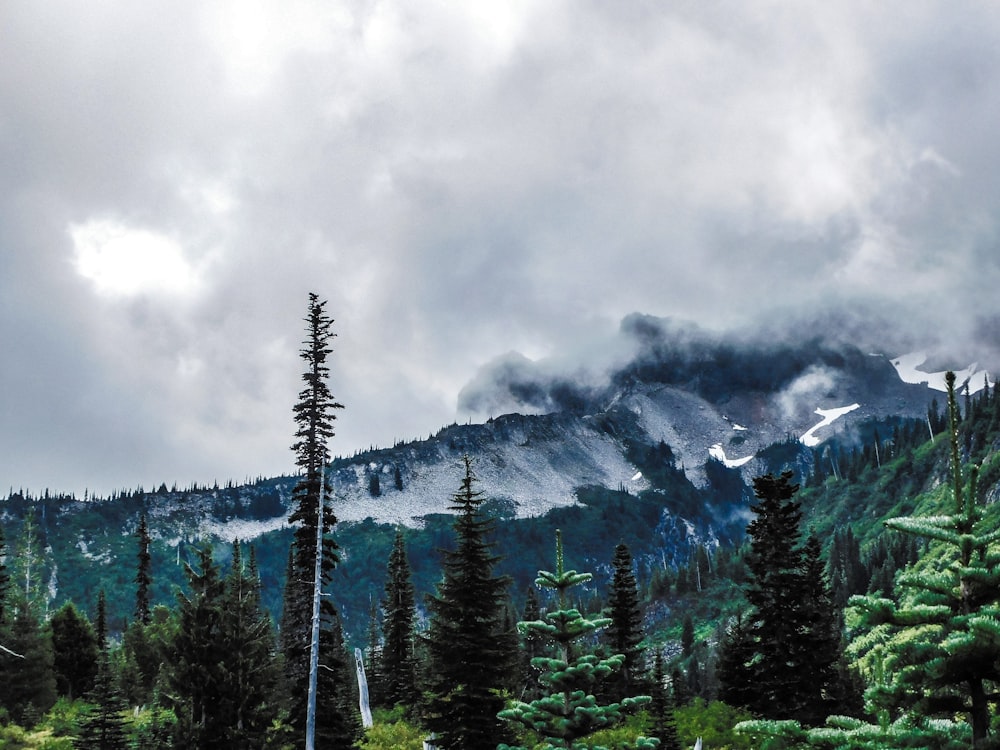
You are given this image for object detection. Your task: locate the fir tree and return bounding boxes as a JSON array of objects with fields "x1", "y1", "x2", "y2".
[
  {"x1": 716, "y1": 472, "x2": 842, "y2": 724},
  {"x1": 606, "y1": 542, "x2": 647, "y2": 699},
  {"x1": 74, "y1": 614, "x2": 130, "y2": 750},
  {"x1": 135, "y1": 512, "x2": 152, "y2": 625},
  {"x1": 680, "y1": 614, "x2": 694, "y2": 660},
  {"x1": 280, "y1": 293, "x2": 346, "y2": 747},
  {"x1": 424, "y1": 456, "x2": 515, "y2": 750},
  {"x1": 219, "y1": 541, "x2": 279, "y2": 749},
  {"x1": 316, "y1": 611, "x2": 363, "y2": 747},
  {"x1": 381, "y1": 529, "x2": 418, "y2": 711},
  {"x1": 497, "y1": 530, "x2": 657, "y2": 750},
  {"x1": 171, "y1": 545, "x2": 227, "y2": 748},
  {"x1": 647, "y1": 650, "x2": 681, "y2": 750},
  {"x1": 50, "y1": 601, "x2": 99, "y2": 700},
  {"x1": 519, "y1": 584, "x2": 546, "y2": 702},
  {"x1": 845, "y1": 370, "x2": 1000, "y2": 744},
  {"x1": 0, "y1": 524, "x2": 10, "y2": 625},
  {"x1": 0, "y1": 515, "x2": 55, "y2": 725},
  {"x1": 0, "y1": 602, "x2": 56, "y2": 726}
]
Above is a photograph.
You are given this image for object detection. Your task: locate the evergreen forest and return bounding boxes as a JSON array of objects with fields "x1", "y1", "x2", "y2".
[{"x1": 4, "y1": 297, "x2": 1000, "y2": 748}]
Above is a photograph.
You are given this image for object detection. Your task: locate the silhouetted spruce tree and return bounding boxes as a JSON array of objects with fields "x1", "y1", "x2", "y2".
[
  {"x1": 381, "y1": 529, "x2": 418, "y2": 710},
  {"x1": 424, "y1": 456, "x2": 515, "y2": 750},
  {"x1": 171, "y1": 546, "x2": 227, "y2": 749},
  {"x1": 134, "y1": 512, "x2": 152, "y2": 625},
  {"x1": 220, "y1": 541, "x2": 279, "y2": 749},
  {"x1": 680, "y1": 614, "x2": 694, "y2": 660},
  {"x1": 648, "y1": 650, "x2": 681, "y2": 750},
  {"x1": 74, "y1": 598, "x2": 129, "y2": 750},
  {"x1": 280, "y1": 293, "x2": 346, "y2": 745},
  {"x1": 798, "y1": 532, "x2": 852, "y2": 723},
  {"x1": 717, "y1": 472, "x2": 842, "y2": 724},
  {"x1": 50, "y1": 601, "x2": 98, "y2": 700},
  {"x1": 497, "y1": 530, "x2": 657, "y2": 749},
  {"x1": 606, "y1": 542, "x2": 647, "y2": 699}
]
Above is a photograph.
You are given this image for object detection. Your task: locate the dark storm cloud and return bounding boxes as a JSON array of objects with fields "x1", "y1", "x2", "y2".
[{"x1": 3, "y1": 1, "x2": 1000, "y2": 495}]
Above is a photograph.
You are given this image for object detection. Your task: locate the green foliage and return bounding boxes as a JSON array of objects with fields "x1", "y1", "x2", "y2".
[
  {"x1": 355, "y1": 707, "x2": 427, "y2": 750},
  {"x1": 839, "y1": 372, "x2": 1000, "y2": 745},
  {"x1": 0, "y1": 605, "x2": 57, "y2": 726},
  {"x1": 380, "y1": 530, "x2": 418, "y2": 710},
  {"x1": 134, "y1": 513, "x2": 152, "y2": 625},
  {"x1": 49, "y1": 603, "x2": 98, "y2": 701},
  {"x1": 673, "y1": 699, "x2": 754, "y2": 750},
  {"x1": 718, "y1": 473, "x2": 846, "y2": 724},
  {"x1": 498, "y1": 531, "x2": 655, "y2": 750}
]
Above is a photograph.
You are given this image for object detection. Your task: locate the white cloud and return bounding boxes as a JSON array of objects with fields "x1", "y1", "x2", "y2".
[
  {"x1": 70, "y1": 220, "x2": 202, "y2": 297},
  {"x1": 4, "y1": 0, "x2": 1000, "y2": 495}
]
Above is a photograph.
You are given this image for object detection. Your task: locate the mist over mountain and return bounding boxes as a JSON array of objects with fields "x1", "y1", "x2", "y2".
[{"x1": 3, "y1": 308, "x2": 995, "y2": 652}]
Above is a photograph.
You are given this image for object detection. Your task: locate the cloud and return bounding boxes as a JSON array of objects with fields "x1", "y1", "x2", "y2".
[{"x1": 3, "y1": 1, "x2": 1000, "y2": 494}]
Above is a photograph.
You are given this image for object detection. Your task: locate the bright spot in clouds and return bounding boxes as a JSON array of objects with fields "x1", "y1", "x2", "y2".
[{"x1": 70, "y1": 221, "x2": 200, "y2": 297}]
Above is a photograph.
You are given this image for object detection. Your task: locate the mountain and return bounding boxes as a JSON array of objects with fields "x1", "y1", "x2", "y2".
[
  {"x1": 327, "y1": 314, "x2": 951, "y2": 523},
  {"x1": 0, "y1": 314, "x2": 989, "y2": 643}
]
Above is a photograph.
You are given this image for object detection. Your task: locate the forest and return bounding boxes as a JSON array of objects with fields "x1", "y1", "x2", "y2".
[{"x1": 3, "y1": 296, "x2": 1000, "y2": 749}]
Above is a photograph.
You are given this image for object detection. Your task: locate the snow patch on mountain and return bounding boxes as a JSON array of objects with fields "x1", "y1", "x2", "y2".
[
  {"x1": 708, "y1": 444, "x2": 754, "y2": 468},
  {"x1": 891, "y1": 352, "x2": 991, "y2": 393},
  {"x1": 201, "y1": 515, "x2": 290, "y2": 543},
  {"x1": 800, "y1": 404, "x2": 860, "y2": 447}
]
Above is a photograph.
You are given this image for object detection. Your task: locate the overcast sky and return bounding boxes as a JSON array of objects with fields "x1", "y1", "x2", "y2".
[{"x1": 4, "y1": 1, "x2": 1000, "y2": 497}]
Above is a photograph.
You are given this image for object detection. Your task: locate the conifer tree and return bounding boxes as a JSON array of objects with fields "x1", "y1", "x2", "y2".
[
  {"x1": 425, "y1": 456, "x2": 515, "y2": 750},
  {"x1": 171, "y1": 545, "x2": 227, "y2": 748},
  {"x1": 0, "y1": 524, "x2": 10, "y2": 625},
  {"x1": 648, "y1": 650, "x2": 681, "y2": 750},
  {"x1": 317, "y1": 612, "x2": 363, "y2": 747},
  {"x1": 220, "y1": 541, "x2": 279, "y2": 749},
  {"x1": 716, "y1": 472, "x2": 842, "y2": 724},
  {"x1": 381, "y1": 529, "x2": 418, "y2": 710},
  {"x1": 50, "y1": 601, "x2": 99, "y2": 700},
  {"x1": 0, "y1": 514, "x2": 56, "y2": 725},
  {"x1": 75, "y1": 597, "x2": 130, "y2": 750},
  {"x1": 497, "y1": 530, "x2": 657, "y2": 750},
  {"x1": 519, "y1": 584, "x2": 545, "y2": 702},
  {"x1": 842, "y1": 370, "x2": 1000, "y2": 745},
  {"x1": 606, "y1": 542, "x2": 647, "y2": 699},
  {"x1": 135, "y1": 512, "x2": 152, "y2": 625},
  {"x1": 281, "y1": 293, "x2": 345, "y2": 746}
]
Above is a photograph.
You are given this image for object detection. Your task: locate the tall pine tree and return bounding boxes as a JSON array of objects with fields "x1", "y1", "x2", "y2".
[
  {"x1": 280, "y1": 293, "x2": 348, "y2": 746},
  {"x1": 605, "y1": 542, "x2": 647, "y2": 700},
  {"x1": 425, "y1": 456, "x2": 515, "y2": 750},
  {"x1": 381, "y1": 529, "x2": 418, "y2": 711},
  {"x1": 135, "y1": 512, "x2": 152, "y2": 625}
]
